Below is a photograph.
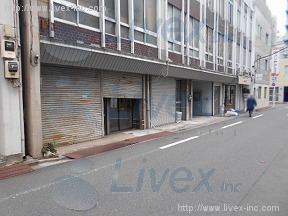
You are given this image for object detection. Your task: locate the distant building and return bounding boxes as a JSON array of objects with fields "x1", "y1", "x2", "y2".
[
  {"x1": 253, "y1": 0, "x2": 274, "y2": 108},
  {"x1": 269, "y1": 0, "x2": 288, "y2": 103},
  {"x1": 270, "y1": 37, "x2": 288, "y2": 103}
]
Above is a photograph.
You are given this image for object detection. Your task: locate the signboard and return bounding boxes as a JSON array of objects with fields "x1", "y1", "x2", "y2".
[
  {"x1": 255, "y1": 74, "x2": 263, "y2": 81},
  {"x1": 271, "y1": 48, "x2": 279, "y2": 75},
  {"x1": 238, "y1": 76, "x2": 252, "y2": 85}
]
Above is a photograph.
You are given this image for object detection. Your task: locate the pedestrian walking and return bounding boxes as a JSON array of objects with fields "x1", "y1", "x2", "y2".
[{"x1": 246, "y1": 95, "x2": 257, "y2": 117}]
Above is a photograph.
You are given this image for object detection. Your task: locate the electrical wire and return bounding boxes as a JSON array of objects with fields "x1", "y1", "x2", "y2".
[
  {"x1": 253, "y1": 45, "x2": 288, "y2": 65},
  {"x1": 9, "y1": 79, "x2": 22, "y2": 88}
]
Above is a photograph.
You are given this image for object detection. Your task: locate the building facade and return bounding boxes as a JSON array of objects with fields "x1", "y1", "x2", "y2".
[
  {"x1": 270, "y1": 37, "x2": 288, "y2": 103},
  {"x1": 253, "y1": 0, "x2": 273, "y2": 108},
  {"x1": 0, "y1": 0, "x2": 24, "y2": 164},
  {"x1": 18, "y1": 0, "x2": 257, "y2": 158}
]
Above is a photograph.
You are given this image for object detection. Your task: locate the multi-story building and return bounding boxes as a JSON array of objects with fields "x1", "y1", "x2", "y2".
[
  {"x1": 19, "y1": 0, "x2": 256, "y2": 158},
  {"x1": 269, "y1": 40, "x2": 288, "y2": 103},
  {"x1": 0, "y1": 0, "x2": 24, "y2": 164},
  {"x1": 253, "y1": 0, "x2": 273, "y2": 108}
]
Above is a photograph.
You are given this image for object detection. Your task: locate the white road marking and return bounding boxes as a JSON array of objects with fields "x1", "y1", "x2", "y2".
[
  {"x1": 221, "y1": 121, "x2": 243, "y2": 129},
  {"x1": 253, "y1": 114, "x2": 264, "y2": 119},
  {"x1": 159, "y1": 136, "x2": 199, "y2": 150}
]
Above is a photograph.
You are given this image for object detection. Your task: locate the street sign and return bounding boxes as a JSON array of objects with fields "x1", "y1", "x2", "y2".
[
  {"x1": 272, "y1": 48, "x2": 280, "y2": 75},
  {"x1": 272, "y1": 83, "x2": 276, "y2": 87},
  {"x1": 272, "y1": 77, "x2": 277, "y2": 82}
]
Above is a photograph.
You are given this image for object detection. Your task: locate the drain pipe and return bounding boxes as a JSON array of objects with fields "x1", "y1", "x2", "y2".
[
  {"x1": 146, "y1": 75, "x2": 151, "y2": 129},
  {"x1": 15, "y1": 0, "x2": 26, "y2": 158}
]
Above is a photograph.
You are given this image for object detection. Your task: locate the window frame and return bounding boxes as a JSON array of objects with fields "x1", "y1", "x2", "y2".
[
  {"x1": 285, "y1": 65, "x2": 288, "y2": 77},
  {"x1": 227, "y1": 39, "x2": 233, "y2": 68},
  {"x1": 167, "y1": 4, "x2": 182, "y2": 53},
  {"x1": 228, "y1": 0, "x2": 233, "y2": 25},
  {"x1": 205, "y1": 26, "x2": 214, "y2": 62},
  {"x1": 186, "y1": 16, "x2": 200, "y2": 58},
  {"x1": 53, "y1": 0, "x2": 101, "y2": 32},
  {"x1": 133, "y1": 0, "x2": 158, "y2": 46},
  {"x1": 218, "y1": 33, "x2": 224, "y2": 65},
  {"x1": 266, "y1": 33, "x2": 269, "y2": 45},
  {"x1": 258, "y1": 86, "x2": 262, "y2": 99}
]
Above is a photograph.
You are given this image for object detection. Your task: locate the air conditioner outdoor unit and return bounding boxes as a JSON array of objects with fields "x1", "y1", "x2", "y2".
[
  {"x1": 247, "y1": 68, "x2": 252, "y2": 76},
  {"x1": 236, "y1": 67, "x2": 241, "y2": 75},
  {"x1": 241, "y1": 66, "x2": 246, "y2": 75}
]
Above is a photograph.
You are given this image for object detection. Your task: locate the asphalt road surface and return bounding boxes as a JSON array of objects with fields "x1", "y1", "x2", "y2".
[{"x1": 1, "y1": 104, "x2": 288, "y2": 216}]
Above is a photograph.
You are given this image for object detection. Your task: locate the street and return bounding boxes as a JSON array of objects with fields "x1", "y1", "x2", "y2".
[{"x1": 0, "y1": 105, "x2": 288, "y2": 216}]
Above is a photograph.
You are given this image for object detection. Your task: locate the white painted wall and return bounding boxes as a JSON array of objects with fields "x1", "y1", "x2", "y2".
[{"x1": 0, "y1": 0, "x2": 23, "y2": 158}]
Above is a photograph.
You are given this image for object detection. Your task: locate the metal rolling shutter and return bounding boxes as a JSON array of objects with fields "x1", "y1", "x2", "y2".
[
  {"x1": 151, "y1": 77, "x2": 176, "y2": 127},
  {"x1": 41, "y1": 66, "x2": 103, "y2": 145},
  {"x1": 102, "y1": 72, "x2": 142, "y2": 99}
]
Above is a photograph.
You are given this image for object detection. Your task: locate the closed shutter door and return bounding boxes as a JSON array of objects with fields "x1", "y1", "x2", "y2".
[
  {"x1": 102, "y1": 72, "x2": 142, "y2": 99},
  {"x1": 41, "y1": 66, "x2": 102, "y2": 145},
  {"x1": 151, "y1": 77, "x2": 176, "y2": 127}
]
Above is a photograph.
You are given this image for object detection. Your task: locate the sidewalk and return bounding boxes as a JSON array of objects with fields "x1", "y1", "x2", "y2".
[
  {"x1": 2, "y1": 107, "x2": 270, "y2": 176},
  {"x1": 49, "y1": 115, "x2": 239, "y2": 161},
  {"x1": 26, "y1": 107, "x2": 273, "y2": 167},
  {"x1": 0, "y1": 106, "x2": 274, "y2": 179},
  {"x1": 25, "y1": 107, "x2": 271, "y2": 166}
]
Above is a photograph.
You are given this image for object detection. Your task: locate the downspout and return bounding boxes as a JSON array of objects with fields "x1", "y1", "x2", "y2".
[
  {"x1": 142, "y1": 75, "x2": 146, "y2": 130},
  {"x1": 49, "y1": 0, "x2": 55, "y2": 38},
  {"x1": 146, "y1": 75, "x2": 151, "y2": 129},
  {"x1": 15, "y1": 0, "x2": 25, "y2": 158}
]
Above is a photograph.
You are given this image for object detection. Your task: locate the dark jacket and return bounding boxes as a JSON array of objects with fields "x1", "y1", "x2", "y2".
[{"x1": 247, "y1": 97, "x2": 257, "y2": 110}]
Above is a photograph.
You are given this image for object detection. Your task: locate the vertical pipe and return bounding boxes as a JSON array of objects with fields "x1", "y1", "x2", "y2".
[
  {"x1": 48, "y1": 0, "x2": 54, "y2": 38},
  {"x1": 142, "y1": 75, "x2": 146, "y2": 129},
  {"x1": 146, "y1": 75, "x2": 151, "y2": 129},
  {"x1": 15, "y1": 0, "x2": 25, "y2": 157}
]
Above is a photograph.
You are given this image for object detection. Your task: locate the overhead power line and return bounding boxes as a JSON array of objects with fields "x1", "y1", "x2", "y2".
[{"x1": 253, "y1": 45, "x2": 288, "y2": 65}]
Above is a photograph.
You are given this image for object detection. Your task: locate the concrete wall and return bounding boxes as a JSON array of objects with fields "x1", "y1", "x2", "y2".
[
  {"x1": 254, "y1": 84, "x2": 270, "y2": 108},
  {"x1": 0, "y1": 1, "x2": 23, "y2": 161}
]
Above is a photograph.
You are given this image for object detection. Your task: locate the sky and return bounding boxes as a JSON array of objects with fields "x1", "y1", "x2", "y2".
[{"x1": 266, "y1": 0, "x2": 286, "y2": 36}]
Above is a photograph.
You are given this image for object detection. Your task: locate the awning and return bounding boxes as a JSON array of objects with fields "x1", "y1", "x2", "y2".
[{"x1": 40, "y1": 41, "x2": 236, "y2": 84}]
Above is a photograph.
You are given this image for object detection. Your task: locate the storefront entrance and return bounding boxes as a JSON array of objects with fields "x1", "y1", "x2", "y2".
[
  {"x1": 284, "y1": 87, "x2": 288, "y2": 102},
  {"x1": 104, "y1": 98, "x2": 141, "y2": 135},
  {"x1": 225, "y1": 85, "x2": 236, "y2": 110}
]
